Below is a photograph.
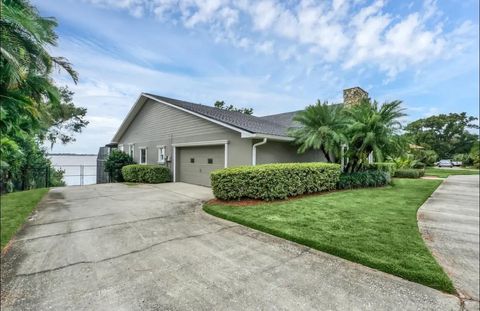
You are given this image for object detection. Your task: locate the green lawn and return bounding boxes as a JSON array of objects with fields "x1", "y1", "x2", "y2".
[
  {"x1": 425, "y1": 167, "x2": 479, "y2": 178},
  {"x1": 1, "y1": 188, "x2": 49, "y2": 249},
  {"x1": 204, "y1": 179, "x2": 455, "y2": 293}
]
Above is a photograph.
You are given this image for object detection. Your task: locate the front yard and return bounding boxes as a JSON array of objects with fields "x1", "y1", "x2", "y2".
[
  {"x1": 204, "y1": 178, "x2": 455, "y2": 293},
  {"x1": 425, "y1": 167, "x2": 479, "y2": 178},
  {"x1": 1, "y1": 188, "x2": 49, "y2": 249}
]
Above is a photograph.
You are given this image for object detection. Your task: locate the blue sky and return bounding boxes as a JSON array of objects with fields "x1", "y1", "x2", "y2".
[{"x1": 33, "y1": 0, "x2": 479, "y2": 154}]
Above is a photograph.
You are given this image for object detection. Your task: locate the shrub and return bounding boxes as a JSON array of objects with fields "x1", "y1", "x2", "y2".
[
  {"x1": 122, "y1": 165, "x2": 171, "y2": 183},
  {"x1": 337, "y1": 170, "x2": 391, "y2": 190},
  {"x1": 104, "y1": 150, "x2": 135, "y2": 182},
  {"x1": 394, "y1": 169, "x2": 425, "y2": 179},
  {"x1": 211, "y1": 162, "x2": 341, "y2": 201},
  {"x1": 412, "y1": 162, "x2": 426, "y2": 169},
  {"x1": 368, "y1": 162, "x2": 396, "y2": 176}
]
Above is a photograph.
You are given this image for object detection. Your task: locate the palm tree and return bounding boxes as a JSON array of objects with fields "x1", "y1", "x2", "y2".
[
  {"x1": 343, "y1": 99, "x2": 406, "y2": 172},
  {"x1": 0, "y1": 0, "x2": 80, "y2": 191},
  {"x1": 289, "y1": 101, "x2": 348, "y2": 162}
]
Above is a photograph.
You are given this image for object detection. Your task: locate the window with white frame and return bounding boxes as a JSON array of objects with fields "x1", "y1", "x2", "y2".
[
  {"x1": 129, "y1": 144, "x2": 134, "y2": 159},
  {"x1": 119, "y1": 144, "x2": 124, "y2": 152},
  {"x1": 157, "y1": 146, "x2": 166, "y2": 164},
  {"x1": 139, "y1": 147, "x2": 147, "y2": 164}
]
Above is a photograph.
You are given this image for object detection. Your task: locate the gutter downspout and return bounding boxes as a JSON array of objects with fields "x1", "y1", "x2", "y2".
[{"x1": 252, "y1": 138, "x2": 267, "y2": 166}]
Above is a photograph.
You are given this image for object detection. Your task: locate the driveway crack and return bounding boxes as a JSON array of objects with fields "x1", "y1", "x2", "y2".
[{"x1": 14, "y1": 225, "x2": 239, "y2": 277}]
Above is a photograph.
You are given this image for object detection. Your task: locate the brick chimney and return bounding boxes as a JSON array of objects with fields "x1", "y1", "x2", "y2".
[{"x1": 343, "y1": 87, "x2": 368, "y2": 106}]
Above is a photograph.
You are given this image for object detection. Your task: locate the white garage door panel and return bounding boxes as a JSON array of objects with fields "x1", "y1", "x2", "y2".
[{"x1": 178, "y1": 145, "x2": 224, "y2": 187}]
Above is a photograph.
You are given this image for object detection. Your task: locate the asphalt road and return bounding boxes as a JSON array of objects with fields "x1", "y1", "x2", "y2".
[{"x1": 1, "y1": 182, "x2": 462, "y2": 310}]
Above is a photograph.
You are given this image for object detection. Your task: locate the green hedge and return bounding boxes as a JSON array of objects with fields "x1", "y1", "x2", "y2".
[
  {"x1": 368, "y1": 162, "x2": 397, "y2": 176},
  {"x1": 394, "y1": 169, "x2": 425, "y2": 179},
  {"x1": 122, "y1": 165, "x2": 171, "y2": 183},
  {"x1": 337, "y1": 170, "x2": 391, "y2": 189},
  {"x1": 211, "y1": 163, "x2": 341, "y2": 201}
]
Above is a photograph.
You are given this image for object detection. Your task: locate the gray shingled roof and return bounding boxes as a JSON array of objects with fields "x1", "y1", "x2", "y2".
[{"x1": 145, "y1": 93, "x2": 299, "y2": 137}]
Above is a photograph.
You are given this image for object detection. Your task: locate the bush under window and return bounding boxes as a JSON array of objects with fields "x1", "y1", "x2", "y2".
[
  {"x1": 210, "y1": 162, "x2": 341, "y2": 201},
  {"x1": 122, "y1": 164, "x2": 171, "y2": 183}
]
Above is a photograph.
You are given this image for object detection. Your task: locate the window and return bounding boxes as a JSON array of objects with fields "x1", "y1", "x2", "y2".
[
  {"x1": 190, "y1": 158, "x2": 195, "y2": 163},
  {"x1": 129, "y1": 144, "x2": 134, "y2": 158},
  {"x1": 207, "y1": 158, "x2": 213, "y2": 164},
  {"x1": 157, "y1": 146, "x2": 166, "y2": 163},
  {"x1": 119, "y1": 144, "x2": 124, "y2": 152},
  {"x1": 139, "y1": 147, "x2": 147, "y2": 164}
]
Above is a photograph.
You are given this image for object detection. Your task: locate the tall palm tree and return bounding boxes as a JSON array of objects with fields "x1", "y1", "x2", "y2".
[
  {"x1": 343, "y1": 99, "x2": 406, "y2": 172},
  {"x1": 0, "y1": 0, "x2": 78, "y2": 141},
  {"x1": 289, "y1": 101, "x2": 348, "y2": 162}
]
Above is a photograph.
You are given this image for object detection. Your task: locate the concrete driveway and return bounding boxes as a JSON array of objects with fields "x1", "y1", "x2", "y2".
[
  {"x1": 1, "y1": 183, "x2": 461, "y2": 310},
  {"x1": 418, "y1": 175, "x2": 480, "y2": 310}
]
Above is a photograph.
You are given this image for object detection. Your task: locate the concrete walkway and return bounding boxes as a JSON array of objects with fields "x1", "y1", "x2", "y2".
[
  {"x1": 1, "y1": 183, "x2": 462, "y2": 310},
  {"x1": 418, "y1": 175, "x2": 480, "y2": 310}
]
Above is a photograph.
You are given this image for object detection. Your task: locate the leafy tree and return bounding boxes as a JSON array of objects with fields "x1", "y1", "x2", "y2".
[
  {"x1": 412, "y1": 149, "x2": 438, "y2": 166},
  {"x1": 469, "y1": 141, "x2": 480, "y2": 168},
  {"x1": 43, "y1": 86, "x2": 89, "y2": 147},
  {"x1": 404, "y1": 113, "x2": 479, "y2": 158},
  {"x1": 104, "y1": 150, "x2": 135, "y2": 182},
  {"x1": 214, "y1": 100, "x2": 253, "y2": 115},
  {"x1": 289, "y1": 101, "x2": 347, "y2": 162},
  {"x1": 0, "y1": 0, "x2": 86, "y2": 191}
]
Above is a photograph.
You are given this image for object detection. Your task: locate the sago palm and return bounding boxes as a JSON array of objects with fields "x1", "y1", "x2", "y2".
[
  {"x1": 289, "y1": 101, "x2": 348, "y2": 162},
  {"x1": 344, "y1": 99, "x2": 406, "y2": 172}
]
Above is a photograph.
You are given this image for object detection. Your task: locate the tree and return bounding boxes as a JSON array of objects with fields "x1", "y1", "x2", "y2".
[
  {"x1": 43, "y1": 86, "x2": 89, "y2": 147},
  {"x1": 214, "y1": 100, "x2": 253, "y2": 115},
  {"x1": 404, "y1": 113, "x2": 479, "y2": 158},
  {"x1": 343, "y1": 99, "x2": 406, "y2": 172},
  {"x1": 104, "y1": 150, "x2": 135, "y2": 182},
  {"x1": 290, "y1": 98, "x2": 405, "y2": 172},
  {"x1": 289, "y1": 101, "x2": 347, "y2": 162},
  {"x1": 0, "y1": 0, "x2": 85, "y2": 192}
]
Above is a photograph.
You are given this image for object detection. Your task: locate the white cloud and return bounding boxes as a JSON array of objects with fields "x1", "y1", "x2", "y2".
[{"x1": 82, "y1": 0, "x2": 474, "y2": 78}]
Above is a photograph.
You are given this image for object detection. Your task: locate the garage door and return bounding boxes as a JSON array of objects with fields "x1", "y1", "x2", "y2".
[{"x1": 177, "y1": 145, "x2": 225, "y2": 187}]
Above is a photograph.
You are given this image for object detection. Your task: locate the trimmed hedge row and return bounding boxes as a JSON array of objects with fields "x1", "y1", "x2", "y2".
[
  {"x1": 368, "y1": 162, "x2": 397, "y2": 176},
  {"x1": 211, "y1": 162, "x2": 341, "y2": 201},
  {"x1": 394, "y1": 169, "x2": 425, "y2": 179},
  {"x1": 122, "y1": 164, "x2": 171, "y2": 183},
  {"x1": 337, "y1": 170, "x2": 391, "y2": 189}
]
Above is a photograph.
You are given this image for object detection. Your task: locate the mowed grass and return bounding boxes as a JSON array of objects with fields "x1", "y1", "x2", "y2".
[
  {"x1": 1, "y1": 188, "x2": 49, "y2": 249},
  {"x1": 204, "y1": 179, "x2": 455, "y2": 293},
  {"x1": 425, "y1": 167, "x2": 479, "y2": 178}
]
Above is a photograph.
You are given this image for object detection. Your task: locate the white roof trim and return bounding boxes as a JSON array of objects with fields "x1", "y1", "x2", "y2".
[
  {"x1": 172, "y1": 140, "x2": 229, "y2": 147},
  {"x1": 241, "y1": 133, "x2": 294, "y2": 142}
]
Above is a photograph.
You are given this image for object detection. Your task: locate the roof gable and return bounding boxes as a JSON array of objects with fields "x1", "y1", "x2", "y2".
[{"x1": 111, "y1": 93, "x2": 298, "y2": 143}]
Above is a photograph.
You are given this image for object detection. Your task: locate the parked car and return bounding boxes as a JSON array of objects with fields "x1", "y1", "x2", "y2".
[
  {"x1": 437, "y1": 160, "x2": 453, "y2": 168},
  {"x1": 452, "y1": 161, "x2": 462, "y2": 167}
]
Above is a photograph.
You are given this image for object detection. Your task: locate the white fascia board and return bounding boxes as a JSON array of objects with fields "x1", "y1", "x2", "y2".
[
  {"x1": 172, "y1": 140, "x2": 229, "y2": 147},
  {"x1": 143, "y1": 94, "x2": 252, "y2": 136},
  {"x1": 241, "y1": 132, "x2": 294, "y2": 142}
]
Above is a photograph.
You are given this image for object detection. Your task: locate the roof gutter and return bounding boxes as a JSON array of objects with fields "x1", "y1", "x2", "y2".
[
  {"x1": 252, "y1": 138, "x2": 267, "y2": 166},
  {"x1": 241, "y1": 133, "x2": 294, "y2": 142}
]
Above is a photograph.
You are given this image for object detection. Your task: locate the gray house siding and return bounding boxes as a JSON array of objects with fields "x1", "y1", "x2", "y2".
[
  {"x1": 117, "y1": 99, "x2": 251, "y2": 168},
  {"x1": 256, "y1": 140, "x2": 326, "y2": 165}
]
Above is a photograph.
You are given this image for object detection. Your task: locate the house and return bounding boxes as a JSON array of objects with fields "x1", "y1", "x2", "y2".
[{"x1": 108, "y1": 87, "x2": 368, "y2": 186}]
